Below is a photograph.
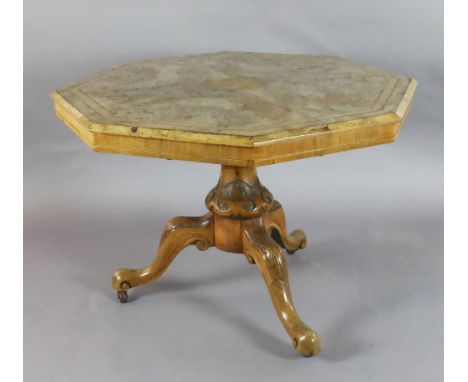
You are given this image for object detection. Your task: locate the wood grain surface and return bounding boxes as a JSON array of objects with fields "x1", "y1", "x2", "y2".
[{"x1": 52, "y1": 52, "x2": 417, "y2": 166}]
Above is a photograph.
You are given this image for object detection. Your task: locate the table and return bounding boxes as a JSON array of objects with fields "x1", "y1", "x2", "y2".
[{"x1": 52, "y1": 52, "x2": 417, "y2": 357}]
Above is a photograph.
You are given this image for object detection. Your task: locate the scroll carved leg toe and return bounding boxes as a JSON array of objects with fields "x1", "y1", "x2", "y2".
[
  {"x1": 242, "y1": 219, "x2": 320, "y2": 357},
  {"x1": 263, "y1": 200, "x2": 307, "y2": 255},
  {"x1": 112, "y1": 213, "x2": 214, "y2": 301}
]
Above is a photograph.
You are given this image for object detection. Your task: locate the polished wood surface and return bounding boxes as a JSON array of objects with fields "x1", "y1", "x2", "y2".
[
  {"x1": 53, "y1": 53, "x2": 417, "y2": 357},
  {"x1": 52, "y1": 52, "x2": 416, "y2": 167},
  {"x1": 112, "y1": 165, "x2": 319, "y2": 356},
  {"x1": 243, "y1": 219, "x2": 320, "y2": 357},
  {"x1": 112, "y1": 214, "x2": 214, "y2": 302},
  {"x1": 264, "y1": 200, "x2": 307, "y2": 254}
]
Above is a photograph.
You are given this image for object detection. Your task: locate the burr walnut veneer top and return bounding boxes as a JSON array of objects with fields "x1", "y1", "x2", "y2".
[{"x1": 52, "y1": 52, "x2": 416, "y2": 166}]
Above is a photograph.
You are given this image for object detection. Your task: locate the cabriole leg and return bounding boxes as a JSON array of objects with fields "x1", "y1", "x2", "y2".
[
  {"x1": 242, "y1": 219, "x2": 320, "y2": 357},
  {"x1": 112, "y1": 213, "x2": 214, "y2": 302},
  {"x1": 263, "y1": 200, "x2": 307, "y2": 254}
]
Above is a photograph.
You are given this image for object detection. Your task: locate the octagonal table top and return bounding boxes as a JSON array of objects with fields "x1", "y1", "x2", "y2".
[{"x1": 52, "y1": 51, "x2": 417, "y2": 167}]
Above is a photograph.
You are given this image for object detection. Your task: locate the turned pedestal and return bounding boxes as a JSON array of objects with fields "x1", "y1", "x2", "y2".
[{"x1": 112, "y1": 165, "x2": 320, "y2": 357}]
